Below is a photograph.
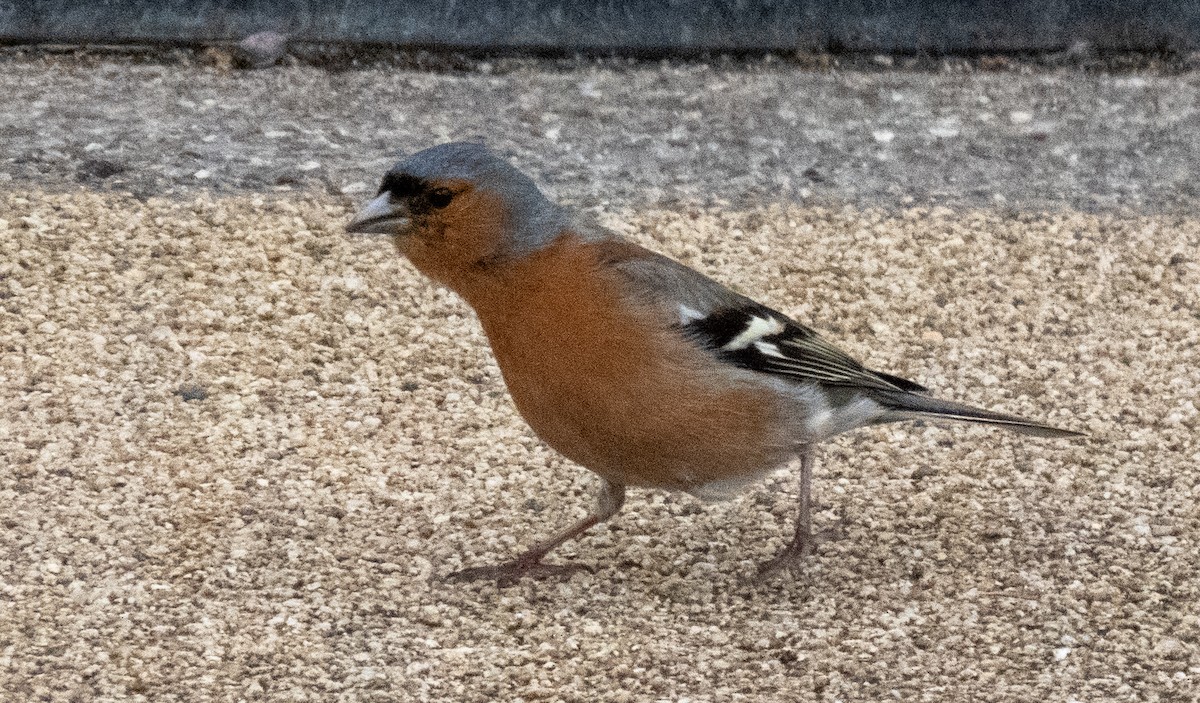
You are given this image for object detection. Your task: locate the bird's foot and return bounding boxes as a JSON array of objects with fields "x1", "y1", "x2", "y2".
[
  {"x1": 444, "y1": 554, "x2": 593, "y2": 585},
  {"x1": 752, "y1": 522, "x2": 846, "y2": 582}
]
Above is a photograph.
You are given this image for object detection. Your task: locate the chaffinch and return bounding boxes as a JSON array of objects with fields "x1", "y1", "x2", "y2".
[{"x1": 347, "y1": 142, "x2": 1081, "y2": 582}]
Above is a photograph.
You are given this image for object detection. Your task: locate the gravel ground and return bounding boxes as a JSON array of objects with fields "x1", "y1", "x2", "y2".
[{"x1": 2, "y1": 55, "x2": 1199, "y2": 702}]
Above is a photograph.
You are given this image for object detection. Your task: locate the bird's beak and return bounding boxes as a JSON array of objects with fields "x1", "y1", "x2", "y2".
[{"x1": 346, "y1": 193, "x2": 410, "y2": 236}]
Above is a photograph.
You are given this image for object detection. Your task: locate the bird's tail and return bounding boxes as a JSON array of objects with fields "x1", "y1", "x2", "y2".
[{"x1": 871, "y1": 390, "x2": 1083, "y2": 439}]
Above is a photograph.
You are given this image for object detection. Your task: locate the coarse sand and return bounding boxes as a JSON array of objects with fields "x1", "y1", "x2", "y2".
[{"x1": 1, "y1": 188, "x2": 1197, "y2": 701}]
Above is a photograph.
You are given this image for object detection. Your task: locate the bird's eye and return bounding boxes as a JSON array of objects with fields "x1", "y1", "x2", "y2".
[{"x1": 428, "y1": 188, "x2": 454, "y2": 209}]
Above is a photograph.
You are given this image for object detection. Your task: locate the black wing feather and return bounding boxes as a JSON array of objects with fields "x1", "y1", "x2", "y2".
[
  {"x1": 681, "y1": 303, "x2": 928, "y2": 394},
  {"x1": 598, "y1": 239, "x2": 928, "y2": 394}
]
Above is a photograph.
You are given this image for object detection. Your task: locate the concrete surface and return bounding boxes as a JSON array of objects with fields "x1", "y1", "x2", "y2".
[
  {"x1": 8, "y1": 1, "x2": 1200, "y2": 54},
  {"x1": 2, "y1": 51, "x2": 1200, "y2": 213}
]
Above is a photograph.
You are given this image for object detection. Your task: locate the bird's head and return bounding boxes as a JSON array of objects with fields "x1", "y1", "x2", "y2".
[{"x1": 347, "y1": 142, "x2": 567, "y2": 279}]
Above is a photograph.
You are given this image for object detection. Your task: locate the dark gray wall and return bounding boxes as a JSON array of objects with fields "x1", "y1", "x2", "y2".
[{"x1": 2, "y1": 1, "x2": 1199, "y2": 54}]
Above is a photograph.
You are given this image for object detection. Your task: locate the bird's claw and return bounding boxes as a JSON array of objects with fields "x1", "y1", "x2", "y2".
[{"x1": 751, "y1": 522, "x2": 846, "y2": 582}]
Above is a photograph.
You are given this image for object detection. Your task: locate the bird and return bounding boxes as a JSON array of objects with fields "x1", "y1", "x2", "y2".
[{"x1": 346, "y1": 141, "x2": 1081, "y2": 582}]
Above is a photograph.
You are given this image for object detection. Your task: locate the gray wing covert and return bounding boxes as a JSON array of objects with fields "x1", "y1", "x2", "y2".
[{"x1": 603, "y1": 241, "x2": 927, "y2": 394}]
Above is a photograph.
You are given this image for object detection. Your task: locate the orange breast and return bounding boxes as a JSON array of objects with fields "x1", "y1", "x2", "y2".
[{"x1": 444, "y1": 236, "x2": 790, "y2": 492}]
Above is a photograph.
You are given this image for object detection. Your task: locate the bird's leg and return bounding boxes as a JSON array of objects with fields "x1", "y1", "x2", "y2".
[
  {"x1": 756, "y1": 445, "x2": 835, "y2": 579},
  {"x1": 446, "y1": 480, "x2": 625, "y2": 584}
]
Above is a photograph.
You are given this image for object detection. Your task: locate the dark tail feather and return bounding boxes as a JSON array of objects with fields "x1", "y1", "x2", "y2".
[
  {"x1": 872, "y1": 369, "x2": 929, "y2": 394},
  {"x1": 872, "y1": 390, "x2": 1084, "y2": 439}
]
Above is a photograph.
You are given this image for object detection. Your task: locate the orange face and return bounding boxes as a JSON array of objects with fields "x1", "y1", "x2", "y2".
[
  {"x1": 398, "y1": 184, "x2": 517, "y2": 288},
  {"x1": 348, "y1": 175, "x2": 523, "y2": 291}
]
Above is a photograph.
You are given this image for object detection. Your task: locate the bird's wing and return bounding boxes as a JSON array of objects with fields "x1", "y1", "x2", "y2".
[{"x1": 597, "y1": 238, "x2": 927, "y2": 394}]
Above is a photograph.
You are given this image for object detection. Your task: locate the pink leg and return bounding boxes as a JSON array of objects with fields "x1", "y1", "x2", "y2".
[
  {"x1": 756, "y1": 445, "x2": 836, "y2": 578},
  {"x1": 446, "y1": 480, "x2": 625, "y2": 584}
]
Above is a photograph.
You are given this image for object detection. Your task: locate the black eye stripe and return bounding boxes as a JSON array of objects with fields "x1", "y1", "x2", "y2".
[
  {"x1": 377, "y1": 174, "x2": 456, "y2": 209},
  {"x1": 378, "y1": 173, "x2": 426, "y2": 198}
]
